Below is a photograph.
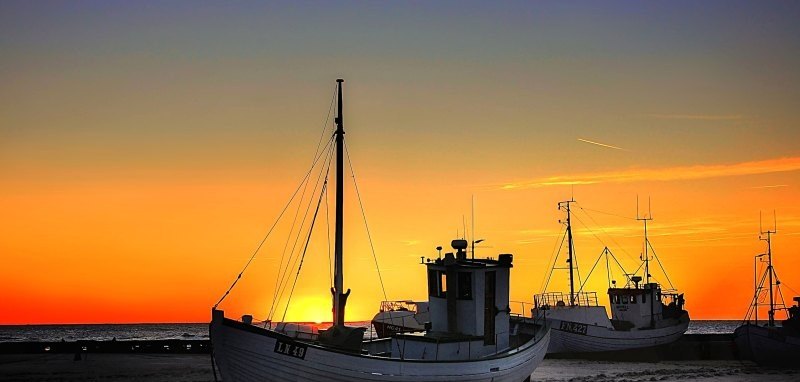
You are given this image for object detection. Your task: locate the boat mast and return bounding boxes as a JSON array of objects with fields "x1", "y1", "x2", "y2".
[
  {"x1": 559, "y1": 200, "x2": 576, "y2": 306},
  {"x1": 333, "y1": 79, "x2": 349, "y2": 328},
  {"x1": 637, "y1": 197, "x2": 655, "y2": 327},
  {"x1": 637, "y1": 196, "x2": 653, "y2": 285},
  {"x1": 760, "y1": 212, "x2": 777, "y2": 327}
]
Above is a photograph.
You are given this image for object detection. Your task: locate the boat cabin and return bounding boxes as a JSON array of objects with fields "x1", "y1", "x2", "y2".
[
  {"x1": 608, "y1": 278, "x2": 685, "y2": 330},
  {"x1": 388, "y1": 239, "x2": 514, "y2": 360}
]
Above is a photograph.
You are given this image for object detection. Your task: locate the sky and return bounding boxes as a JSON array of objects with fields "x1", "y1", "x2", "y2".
[{"x1": 2, "y1": 1, "x2": 799, "y2": 324}]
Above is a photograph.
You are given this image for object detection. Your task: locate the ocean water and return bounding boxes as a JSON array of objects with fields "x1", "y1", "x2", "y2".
[{"x1": 0, "y1": 320, "x2": 737, "y2": 342}]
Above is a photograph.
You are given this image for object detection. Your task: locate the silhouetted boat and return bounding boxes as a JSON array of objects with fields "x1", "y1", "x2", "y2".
[
  {"x1": 734, "y1": 220, "x2": 800, "y2": 367},
  {"x1": 371, "y1": 300, "x2": 429, "y2": 338},
  {"x1": 531, "y1": 200, "x2": 689, "y2": 355},
  {"x1": 209, "y1": 80, "x2": 549, "y2": 381}
]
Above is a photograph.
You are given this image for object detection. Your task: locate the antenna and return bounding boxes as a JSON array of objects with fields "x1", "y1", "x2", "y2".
[
  {"x1": 636, "y1": 196, "x2": 656, "y2": 328},
  {"x1": 758, "y1": 210, "x2": 777, "y2": 326},
  {"x1": 462, "y1": 215, "x2": 468, "y2": 241},
  {"x1": 558, "y1": 197, "x2": 577, "y2": 306},
  {"x1": 471, "y1": 196, "x2": 476, "y2": 259}
]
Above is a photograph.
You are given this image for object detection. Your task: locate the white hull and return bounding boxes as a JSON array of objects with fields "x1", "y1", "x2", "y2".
[
  {"x1": 734, "y1": 324, "x2": 800, "y2": 367},
  {"x1": 544, "y1": 316, "x2": 689, "y2": 354},
  {"x1": 211, "y1": 313, "x2": 549, "y2": 382}
]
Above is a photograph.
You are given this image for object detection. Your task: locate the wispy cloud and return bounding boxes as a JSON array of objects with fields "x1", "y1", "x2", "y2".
[
  {"x1": 647, "y1": 113, "x2": 744, "y2": 121},
  {"x1": 501, "y1": 157, "x2": 800, "y2": 190},
  {"x1": 750, "y1": 184, "x2": 789, "y2": 189},
  {"x1": 578, "y1": 138, "x2": 628, "y2": 151}
]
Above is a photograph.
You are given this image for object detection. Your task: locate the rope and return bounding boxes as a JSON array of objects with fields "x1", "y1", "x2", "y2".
[
  {"x1": 271, "y1": 143, "x2": 335, "y2": 320},
  {"x1": 574, "y1": 202, "x2": 638, "y2": 264},
  {"x1": 282, "y1": 174, "x2": 330, "y2": 322},
  {"x1": 213, "y1": 87, "x2": 337, "y2": 310},
  {"x1": 578, "y1": 206, "x2": 636, "y2": 221},
  {"x1": 344, "y1": 142, "x2": 390, "y2": 304},
  {"x1": 213, "y1": 139, "x2": 333, "y2": 310},
  {"x1": 267, "y1": 137, "x2": 335, "y2": 319},
  {"x1": 577, "y1": 247, "x2": 607, "y2": 294},
  {"x1": 540, "y1": 228, "x2": 568, "y2": 294},
  {"x1": 324, "y1": 180, "x2": 333, "y2": 288},
  {"x1": 647, "y1": 239, "x2": 675, "y2": 290}
]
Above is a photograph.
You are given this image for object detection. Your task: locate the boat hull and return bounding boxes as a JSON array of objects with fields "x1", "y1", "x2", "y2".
[
  {"x1": 210, "y1": 312, "x2": 549, "y2": 382},
  {"x1": 543, "y1": 315, "x2": 689, "y2": 354},
  {"x1": 734, "y1": 323, "x2": 800, "y2": 367}
]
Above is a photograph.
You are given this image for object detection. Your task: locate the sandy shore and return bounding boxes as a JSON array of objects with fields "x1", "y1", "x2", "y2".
[
  {"x1": 0, "y1": 353, "x2": 215, "y2": 382},
  {"x1": 1, "y1": 354, "x2": 798, "y2": 381}
]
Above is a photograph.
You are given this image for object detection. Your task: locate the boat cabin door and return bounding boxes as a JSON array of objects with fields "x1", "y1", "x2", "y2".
[{"x1": 484, "y1": 271, "x2": 496, "y2": 345}]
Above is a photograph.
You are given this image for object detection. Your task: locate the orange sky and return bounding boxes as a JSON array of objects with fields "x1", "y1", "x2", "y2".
[{"x1": 2, "y1": 2, "x2": 800, "y2": 324}]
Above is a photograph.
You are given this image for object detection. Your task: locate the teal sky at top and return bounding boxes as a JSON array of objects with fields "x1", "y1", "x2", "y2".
[{"x1": 2, "y1": 1, "x2": 800, "y2": 184}]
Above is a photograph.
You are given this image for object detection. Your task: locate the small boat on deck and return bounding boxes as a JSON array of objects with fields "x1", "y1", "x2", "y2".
[
  {"x1": 209, "y1": 80, "x2": 549, "y2": 381},
  {"x1": 531, "y1": 200, "x2": 689, "y2": 355},
  {"x1": 371, "y1": 300, "x2": 429, "y2": 338},
  {"x1": 734, "y1": 222, "x2": 800, "y2": 367}
]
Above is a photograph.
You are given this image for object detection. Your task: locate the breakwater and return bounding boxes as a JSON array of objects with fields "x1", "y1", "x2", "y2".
[{"x1": 1, "y1": 334, "x2": 737, "y2": 360}]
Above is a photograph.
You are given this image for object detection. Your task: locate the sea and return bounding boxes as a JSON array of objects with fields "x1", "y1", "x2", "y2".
[{"x1": 0, "y1": 320, "x2": 738, "y2": 343}]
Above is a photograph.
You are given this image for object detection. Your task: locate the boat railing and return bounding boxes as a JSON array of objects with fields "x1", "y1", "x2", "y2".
[
  {"x1": 534, "y1": 291, "x2": 599, "y2": 308},
  {"x1": 509, "y1": 300, "x2": 533, "y2": 318},
  {"x1": 379, "y1": 300, "x2": 418, "y2": 313},
  {"x1": 267, "y1": 322, "x2": 320, "y2": 341}
]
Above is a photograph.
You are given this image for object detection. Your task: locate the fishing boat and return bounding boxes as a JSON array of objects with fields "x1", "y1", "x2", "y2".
[
  {"x1": 531, "y1": 200, "x2": 689, "y2": 355},
  {"x1": 371, "y1": 300, "x2": 429, "y2": 338},
  {"x1": 734, "y1": 219, "x2": 800, "y2": 367},
  {"x1": 209, "y1": 80, "x2": 549, "y2": 381}
]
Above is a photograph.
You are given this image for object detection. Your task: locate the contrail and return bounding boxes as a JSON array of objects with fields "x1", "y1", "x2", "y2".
[{"x1": 578, "y1": 138, "x2": 627, "y2": 151}]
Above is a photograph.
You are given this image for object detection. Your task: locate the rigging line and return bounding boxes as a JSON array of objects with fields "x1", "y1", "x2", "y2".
[
  {"x1": 267, "y1": 136, "x2": 335, "y2": 318},
  {"x1": 574, "y1": 203, "x2": 638, "y2": 264},
  {"x1": 271, "y1": 143, "x2": 335, "y2": 320},
  {"x1": 577, "y1": 248, "x2": 607, "y2": 294},
  {"x1": 213, "y1": 134, "x2": 335, "y2": 310},
  {"x1": 269, "y1": 84, "x2": 336, "y2": 313},
  {"x1": 540, "y1": 228, "x2": 569, "y2": 294},
  {"x1": 579, "y1": 206, "x2": 637, "y2": 221},
  {"x1": 646, "y1": 240, "x2": 675, "y2": 290},
  {"x1": 606, "y1": 249, "x2": 612, "y2": 289},
  {"x1": 281, "y1": 174, "x2": 330, "y2": 323},
  {"x1": 324, "y1": 179, "x2": 333, "y2": 288},
  {"x1": 607, "y1": 249, "x2": 632, "y2": 285},
  {"x1": 344, "y1": 142, "x2": 390, "y2": 303}
]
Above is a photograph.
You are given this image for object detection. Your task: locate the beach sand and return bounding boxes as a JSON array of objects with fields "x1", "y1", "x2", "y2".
[
  {"x1": 1, "y1": 354, "x2": 798, "y2": 381},
  {"x1": 532, "y1": 359, "x2": 800, "y2": 381},
  {"x1": 0, "y1": 353, "x2": 215, "y2": 382}
]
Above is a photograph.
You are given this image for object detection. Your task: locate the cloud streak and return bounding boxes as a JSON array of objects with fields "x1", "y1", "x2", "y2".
[
  {"x1": 647, "y1": 113, "x2": 744, "y2": 121},
  {"x1": 502, "y1": 157, "x2": 800, "y2": 190},
  {"x1": 578, "y1": 138, "x2": 627, "y2": 151}
]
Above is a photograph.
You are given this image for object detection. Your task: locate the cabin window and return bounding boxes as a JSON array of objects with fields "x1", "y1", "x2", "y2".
[
  {"x1": 457, "y1": 272, "x2": 472, "y2": 299},
  {"x1": 611, "y1": 295, "x2": 618, "y2": 304},
  {"x1": 428, "y1": 270, "x2": 446, "y2": 297},
  {"x1": 642, "y1": 293, "x2": 646, "y2": 303},
  {"x1": 631, "y1": 295, "x2": 637, "y2": 303},
  {"x1": 622, "y1": 295, "x2": 629, "y2": 304}
]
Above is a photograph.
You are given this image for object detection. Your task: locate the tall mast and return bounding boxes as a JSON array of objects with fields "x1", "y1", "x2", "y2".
[
  {"x1": 332, "y1": 79, "x2": 348, "y2": 327},
  {"x1": 637, "y1": 197, "x2": 655, "y2": 327},
  {"x1": 637, "y1": 196, "x2": 653, "y2": 285},
  {"x1": 763, "y1": 232, "x2": 775, "y2": 327},
  {"x1": 559, "y1": 200, "x2": 576, "y2": 306},
  {"x1": 759, "y1": 211, "x2": 777, "y2": 327}
]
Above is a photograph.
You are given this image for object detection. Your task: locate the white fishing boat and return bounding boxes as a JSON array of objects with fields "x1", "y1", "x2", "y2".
[
  {"x1": 734, "y1": 218, "x2": 800, "y2": 367},
  {"x1": 371, "y1": 300, "x2": 429, "y2": 338},
  {"x1": 531, "y1": 200, "x2": 689, "y2": 355},
  {"x1": 209, "y1": 80, "x2": 549, "y2": 381}
]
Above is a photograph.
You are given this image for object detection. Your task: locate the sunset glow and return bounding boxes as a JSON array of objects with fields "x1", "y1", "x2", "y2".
[{"x1": 2, "y1": 1, "x2": 799, "y2": 325}]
